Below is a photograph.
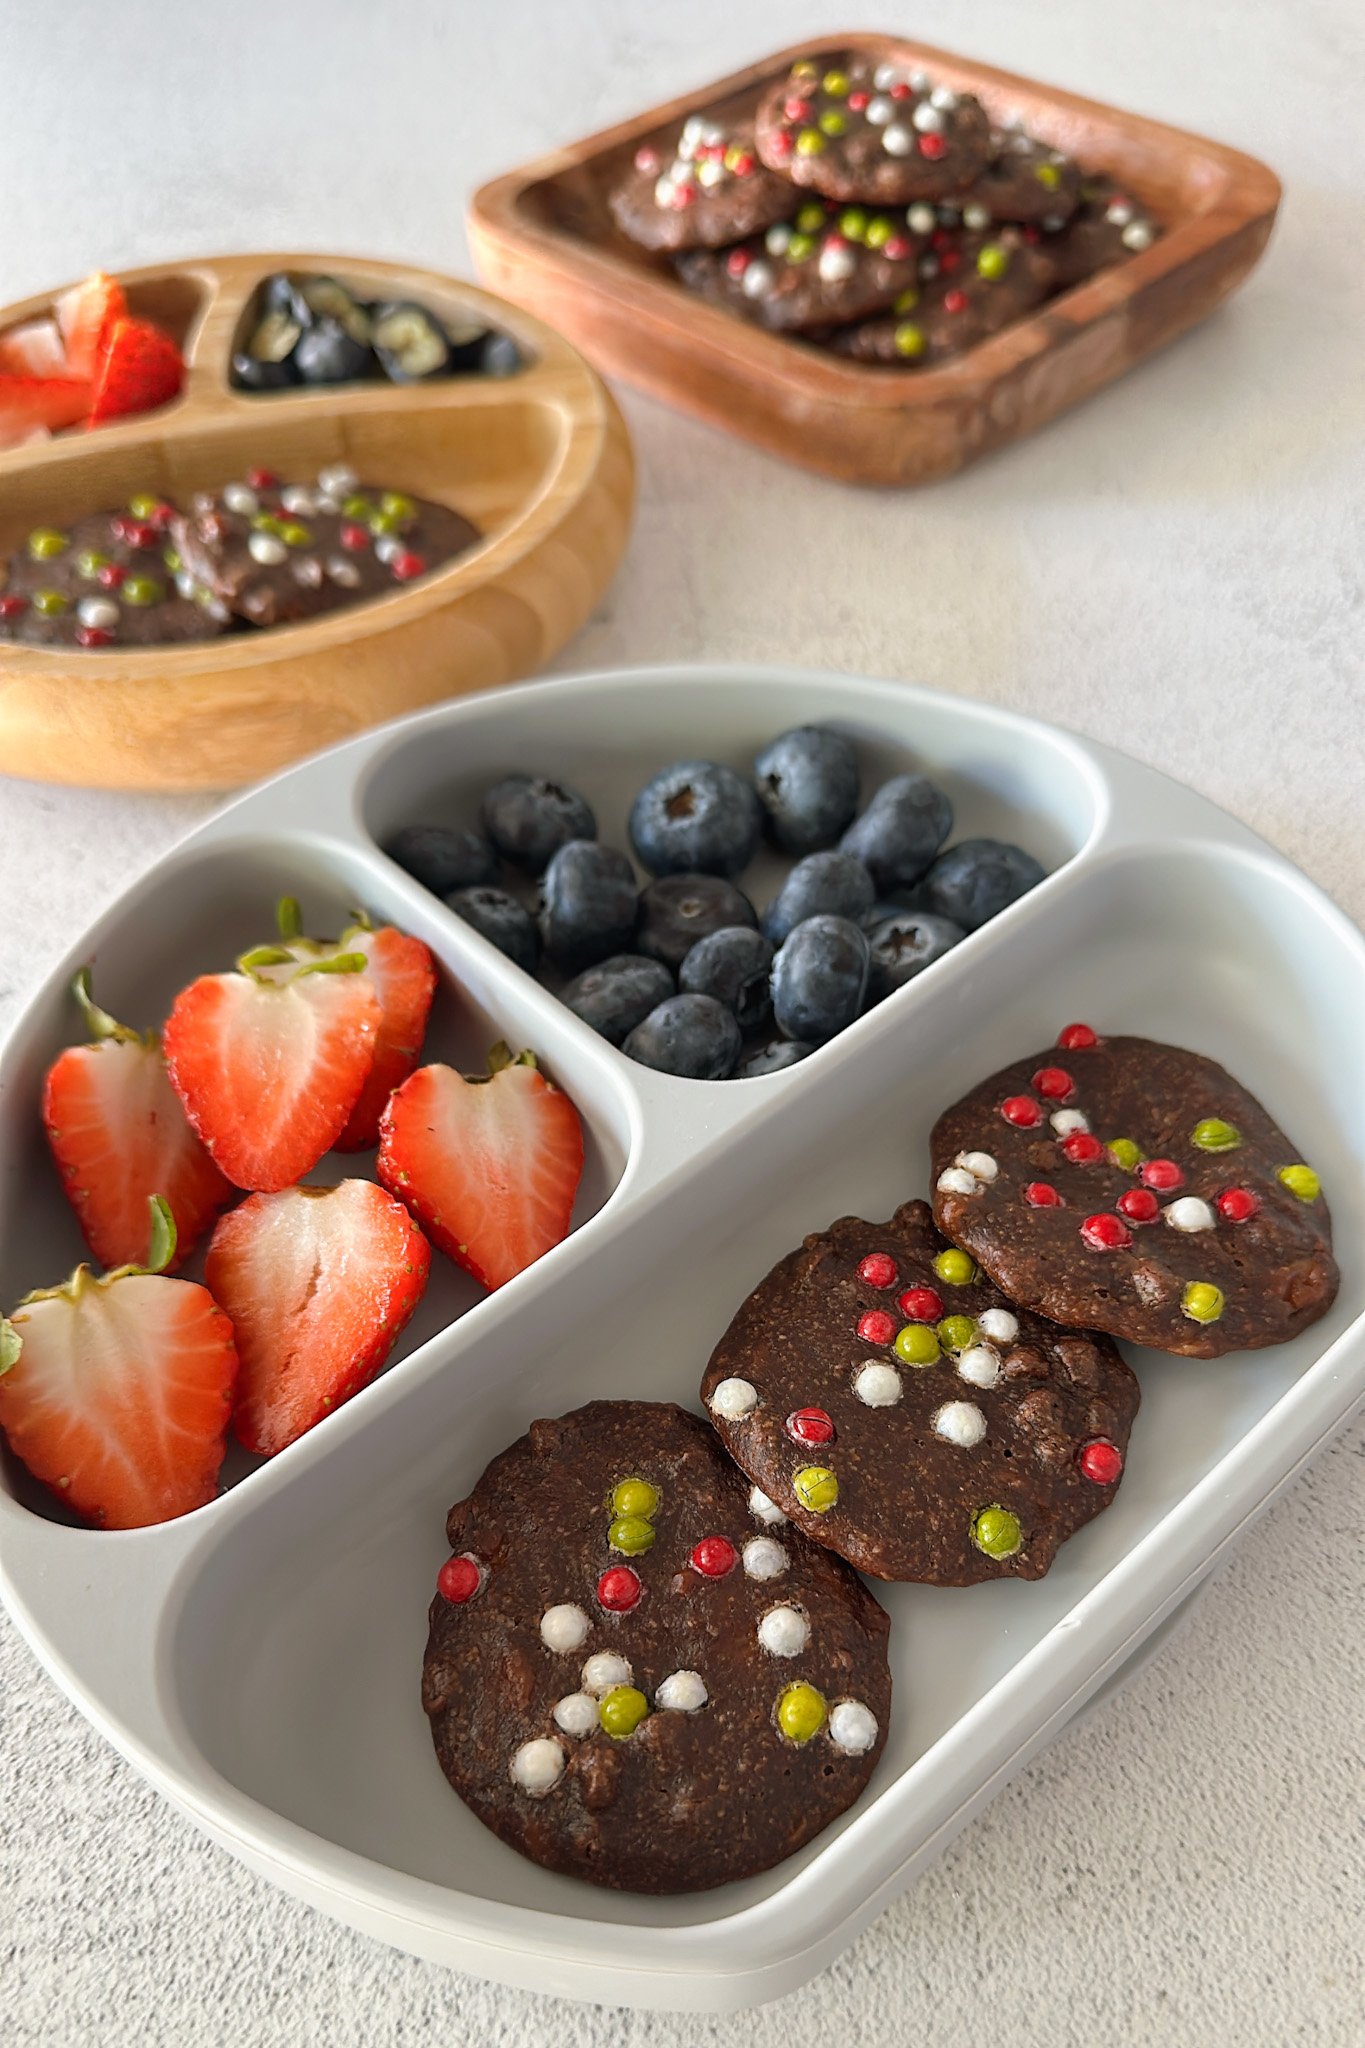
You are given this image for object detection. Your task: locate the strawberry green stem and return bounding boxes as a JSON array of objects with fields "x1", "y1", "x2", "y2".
[
  {"x1": 17, "y1": 1195, "x2": 178, "y2": 1308},
  {"x1": 71, "y1": 966, "x2": 151, "y2": 1048}
]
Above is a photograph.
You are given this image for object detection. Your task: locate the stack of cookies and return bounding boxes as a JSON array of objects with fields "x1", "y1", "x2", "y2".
[{"x1": 609, "y1": 50, "x2": 1161, "y2": 366}]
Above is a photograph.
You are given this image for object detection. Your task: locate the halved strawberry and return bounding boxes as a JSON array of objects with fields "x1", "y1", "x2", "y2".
[
  {"x1": 87, "y1": 316, "x2": 184, "y2": 426},
  {"x1": 0, "y1": 318, "x2": 69, "y2": 379},
  {"x1": 0, "y1": 1198, "x2": 238, "y2": 1530},
  {"x1": 0, "y1": 373, "x2": 92, "y2": 446},
  {"x1": 206, "y1": 1179, "x2": 430, "y2": 1457},
  {"x1": 377, "y1": 1045, "x2": 584, "y2": 1291},
  {"x1": 163, "y1": 947, "x2": 380, "y2": 1192},
  {"x1": 43, "y1": 969, "x2": 234, "y2": 1270},
  {"x1": 54, "y1": 270, "x2": 126, "y2": 380}
]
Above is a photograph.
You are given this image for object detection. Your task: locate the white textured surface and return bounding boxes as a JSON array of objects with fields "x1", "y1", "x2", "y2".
[{"x1": 1, "y1": 2, "x2": 1362, "y2": 2042}]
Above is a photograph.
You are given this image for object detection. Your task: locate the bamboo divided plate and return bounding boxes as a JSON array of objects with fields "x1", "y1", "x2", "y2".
[
  {"x1": 469, "y1": 34, "x2": 1281, "y2": 485},
  {"x1": 0, "y1": 254, "x2": 634, "y2": 792}
]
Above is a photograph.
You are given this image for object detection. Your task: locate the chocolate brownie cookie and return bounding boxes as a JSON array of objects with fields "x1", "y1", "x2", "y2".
[
  {"x1": 423, "y1": 1400, "x2": 891, "y2": 1892},
  {"x1": 675, "y1": 199, "x2": 926, "y2": 332},
  {"x1": 609, "y1": 115, "x2": 793, "y2": 251},
  {"x1": 755, "y1": 54, "x2": 991, "y2": 204},
  {"x1": 1041, "y1": 176, "x2": 1161, "y2": 289},
  {"x1": 830, "y1": 230, "x2": 1052, "y2": 366},
  {"x1": 172, "y1": 463, "x2": 479, "y2": 628},
  {"x1": 0, "y1": 503, "x2": 229, "y2": 649},
  {"x1": 952, "y1": 129, "x2": 1082, "y2": 227},
  {"x1": 930, "y1": 1025, "x2": 1339, "y2": 1358},
  {"x1": 701, "y1": 1201, "x2": 1137, "y2": 1585}
]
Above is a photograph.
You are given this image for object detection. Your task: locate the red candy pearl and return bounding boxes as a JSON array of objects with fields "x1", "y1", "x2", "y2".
[
  {"x1": 690, "y1": 1535, "x2": 737, "y2": 1578},
  {"x1": 247, "y1": 466, "x2": 280, "y2": 491},
  {"x1": 1024, "y1": 1181, "x2": 1064, "y2": 1208},
  {"x1": 1057, "y1": 1022, "x2": 1098, "y2": 1050},
  {"x1": 784, "y1": 96, "x2": 808, "y2": 118},
  {"x1": 943, "y1": 287, "x2": 968, "y2": 313},
  {"x1": 391, "y1": 550, "x2": 426, "y2": 581},
  {"x1": 787, "y1": 1407, "x2": 835, "y2": 1447},
  {"x1": 1078, "y1": 1440, "x2": 1123, "y2": 1484},
  {"x1": 769, "y1": 130, "x2": 793, "y2": 157},
  {"x1": 731, "y1": 151, "x2": 755, "y2": 175},
  {"x1": 726, "y1": 248, "x2": 751, "y2": 277},
  {"x1": 857, "y1": 1308, "x2": 897, "y2": 1346},
  {"x1": 597, "y1": 1565, "x2": 642, "y2": 1612},
  {"x1": 340, "y1": 522, "x2": 370, "y2": 551},
  {"x1": 126, "y1": 521, "x2": 158, "y2": 550},
  {"x1": 883, "y1": 235, "x2": 912, "y2": 260},
  {"x1": 1001, "y1": 1095, "x2": 1042, "y2": 1128},
  {"x1": 98, "y1": 563, "x2": 128, "y2": 589},
  {"x1": 858, "y1": 1252, "x2": 898, "y2": 1289},
  {"x1": 1033, "y1": 1066, "x2": 1074, "y2": 1100},
  {"x1": 897, "y1": 1285, "x2": 944, "y2": 1322},
  {"x1": 1141, "y1": 1158, "x2": 1184, "y2": 1191},
  {"x1": 76, "y1": 626, "x2": 114, "y2": 648},
  {"x1": 889, "y1": 81, "x2": 912, "y2": 99},
  {"x1": 1062, "y1": 1132, "x2": 1106, "y2": 1165},
  {"x1": 437, "y1": 1554, "x2": 482, "y2": 1603},
  {"x1": 0, "y1": 594, "x2": 27, "y2": 619},
  {"x1": 847, "y1": 90, "x2": 870, "y2": 110},
  {"x1": 149, "y1": 501, "x2": 176, "y2": 529},
  {"x1": 1116, "y1": 1187, "x2": 1160, "y2": 1224},
  {"x1": 1217, "y1": 1187, "x2": 1260, "y2": 1222},
  {"x1": 1080, "y1": 1213, "x2": 1132, "y2": 1251},
  {"x1": 938, "y1": 248, "x2": 961, "y2": 273},
  {"x1": 918, "y1": 132, "x2": 947, "y2": 158},
  {"x1": 634, "y1": 146, "x2": 660, "y2": 173}
]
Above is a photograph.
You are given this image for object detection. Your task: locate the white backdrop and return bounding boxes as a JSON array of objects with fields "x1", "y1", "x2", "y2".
[{"x1": 1, "y1": 3, "x2": 1362, "y2": 2043}]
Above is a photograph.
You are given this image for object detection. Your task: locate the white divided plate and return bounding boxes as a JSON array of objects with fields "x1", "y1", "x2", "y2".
[{"x1": 1, "y1": 665, "x2": 1361, "y2": 2014}]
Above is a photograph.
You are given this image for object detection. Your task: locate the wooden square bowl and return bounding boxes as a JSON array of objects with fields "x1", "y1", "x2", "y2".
[
  {"x1": 0, "y1": 254, "x2": 634, "y2": 791},
  {"x1": 469, "y1": 33, "x2": 1280, "y2": 486}
]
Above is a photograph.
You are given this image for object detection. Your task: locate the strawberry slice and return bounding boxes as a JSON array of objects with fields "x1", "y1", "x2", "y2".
[
  {"x1": 87, "y1": 315, "x2": 184, "y2": 426},
  {"x1": 206, "y1": 1179, "x2": 431, "y2": 1457},
  {"x1": 43, "y1": 969, "x2": 234, "y2": 1270},
  {"x1": 0, "y1": 1198, "x2": 238, "y2": 1529},
  {"x1": 0, "y1": 373, "x2": 92, "y2": 446},
  {"x1": 0, "y1": 318, "x2": 69, "y2": 379},
  {"x1": 377, "y1": 1046, "x2": 584, "y2": 1291},
  {"x1": 54, "y1": 270, "x2": 127, "y2": 380},
  {"x1": 163, "y1": 946, "x2": 380, "y2": 1192}
]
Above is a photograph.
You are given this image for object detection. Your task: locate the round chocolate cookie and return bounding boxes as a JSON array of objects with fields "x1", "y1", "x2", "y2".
[
  {"x1": 755, "y1": 54, "x2": 991, "y2": 204},
  {"x1": 609, "y1": 115, "x2": 794, "y2": 251},
  {"x1": 953, "y1": 128, "x2": 1081, "y2": 227},
  {"x1": 0, "y1": 504, "x2": 230, "y2": 649},
  {"x1": 1041, "y1": 176, "x2": 1161, "y2": 289},
  {"x1": 930, "y1": 1026, "x2": 1339, "y2": 1358},
  {"x1": 830, "y1": 230, "x2": 1052, "y2": 366},
  {"x1": 675, "y1": 198, "x2": 926, "y2": 332},
  {"x1": 422, "y1": 1399, "x2": 891, "y2": 1893},
  {"x1": 701, "y1": 1200, "x2": 1138, "y2": 1586}
]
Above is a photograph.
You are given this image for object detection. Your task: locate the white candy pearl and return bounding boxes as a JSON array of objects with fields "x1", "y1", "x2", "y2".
[
  {"x1": 872, "y1": 62, "x2": 902, "y2": 91},
  {"x1": 581, "y1": 1651, "x2": 632, "y2": 1697},
  {"x1": 977, "y1": 1308, "x2": 1018, "y2": 1345},
  {"x1": 937, "y1": 1166, "x2": 979, "y2": 1196},
  {"x1": 175, "y1": 571, "x2": 198, "y2": 598},
  {"x1": 291, "y1": 556, "x2": 323, "y2": 589},
  {"x1": 741, "y1": 260, "x2": 776, "y2": 300},
  {"x1": 374, "y1": 534, "x2": 403, "y2": 565},
  {"x1": 655, "y1": 1669, "x2": 708, "y2": 1713},
  {"x1": 958, "y1": 1151, "x2": 999, "y2": 1181},
  {"x1": 909, "y1": 69, "x2": 931, "y2": 90},
  {"x1": 654, "y1": 175, "x2": 676, "y2": 206},
  {"x1": 757, "y1": 1605, "x2": 809, "y2": 1657},
  {"x1": 742, "y1": 1536, "x2": 788, "y2": 1580},
  {"x1": 963, "y1": 202, "x2": 991, "y2": 231},
  {"x1": 818, "y1": 242, "x2": 857, "y2": 283},
  {"x1": 749, "y1": 1484, "x2": 787, "y2": 1526},
  {"x1": 828, "y1": 1699, "x2": 879, "y2": 1754},
  {"x1": 934, "y1": 1400, "x2": 987, "y2": 1447},
  {"x1": 865, "y1": 95, "x2": 895, "y2": 127},
  {"x1": 765, "y1": 224, "x2": 792, "y2": 255},
  {"x1": 552, "y1": 1691, "x2": 598, "y2": 1738},
  {"x1": 1122, "y1": 221, "x2": 1155, "y2": 251},
  {"x1": 907, "y1": 202, "x2": 936, "y2": 233},
  {"x1": 77, "y1": 597, "x2": 119, "y2": 629},
  {"x1": 912, "y1": 103, "x2": 944, "y2": 134},
  {"x1": 958, "y1": 1344, "x2": 1001, "y2": 1389},
  {"x1": 325, "y1": 554, "x2": 361, "y2": 587},
  {"x1": 540, "y1": 1603, "x2": 590, "y2": 1654},
  {"x1": 222, "y1": 483, "x2": 259, "y2": 516},
  {"x1": 1165, "y1": 1196, "x2": 1216, "y2": 1233},
  {"x1": 280, "y1": 485, "x2": 316, "y2": 516},
  {"x1": 855, "y1": 1360, "x2": 902, "y2": 1407},
  {"x1": 1051, "y1": 1108, "x2": 1090, "y2": 1136},
  {"x1": 510, "y1": 1737, "x2": 564, "y2": 1795},
  {"x1": 697, "y1": 158, "x2": 724, "y2": 190},
  {"x1": 710, "y1": 1377, "x2": 757, "y2": 1420},
  {"x1": 882, "y1": 124, "x2": 914, "y2": 157},
  {"x1": 1106, "y1": 201, "x2": 1134, "y2": 226},
  {"x1": 247, "y1": 532, "x2": 287, "y2": 566},
  {"x1": 317, "y1": 463, "x2": 358, "y2": 499},
  {"x1": 930, "y1": 85, "x2": 959, "y2": 110}
]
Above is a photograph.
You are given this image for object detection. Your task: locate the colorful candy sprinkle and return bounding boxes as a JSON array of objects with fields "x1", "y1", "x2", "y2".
[
  {"x1": 858, "y1": 1252, "x2": 898, "y2": 1289},
  {"x1": 894, "y1": 1323, "x2": 940, "y2": 1366},
  {"x1": 1024, "y1": 1181, "x2": 1064, "y2": 1207},
  {"x1": 1217, "y1": 1187, "x2": 1259, "y2": 1222},
  {"x1": 1142, "y1": 1158, "x2": 1184, "y2": 1191},
  {"x1": 854, "y1": 1361, "x2": 902, "y2": 1407},
  {"x1": 599, "y1": 1685, "x2": 649, "y2": 1738},
  {"x1": 709, "y1": 1376, "x2": 757, "y2": 1420},
  {"x1": 596, "y1": 1565, "x2": 642, "y2": 1612},
  {"x1": 510, "y1": 1737, "x2": 564, "y2": 1794},
  {"x1": 898, "y1": 1285, "x2": 943, "y2": 1321},
  {"x1": 1182, "y1": 1281, "x2": 1225, "y2": 1324},
  {"x1": 757, "y1": 1604, "x2": 810, "y2": 1657},
  {"x1": 437, "y1": 1554, "x2": 483, "y2": 1603},
  {"x1": 611, "y1": 1477, "x2": 658, "y2": 1520},
  {"x1": 776, "y1": 1682, "x2": 826, "y2": 1743},
  {"x1": 933, "y1": 1400, "x2": 986, "y2": 1447},
  {"x1": 655, "y1": 1669, "x2": 708, "y2": 1712},
  {"x1": 608, "y1": 1514, "x2": 656, "y2": 1556},
  {"x1": 1078, "y1": 1440, "x2": 1123, "y2": 1484},
  {"x1": 934, "y1": 1249, "x2": 977, "y2": 1285},
  {"x1": 972, "y1": 1505, "x2": 1023, "y2": 1559},
  {"x1": 1057, "y1": 1023, "x2": 1098, "y2": 1050},
  {"x1": 540, "y1": 1603, "x2": 590, "y2": 1653},
  {"x1": 581, "y1": 1651, "x2": 632, "y2": 1696},
  {"x1": 1032, "y1": 1067, "x2": 1074, "y2": 1099},
  {"x1": 1192, "y1": 1118, "x2": 1241, "y2": 1153},
  {"x1": 793, "y1": 1466, "x2": 839, "y2": 1513},
  {"x1": 1117, "y1": 1188, "x2": 1160, "y2": 1224},
  {"x1": 786, "y1": 1407, "x2": 835, "y2": 1447},
  {"x1": 828, "y1": 1699, "x2": 879, "y2": 1754},
  {"x1": 1001, "y1": 1095, "x2": 1042, "y2": 1128},
  {"x1": 1107, "y1": 1138, "x2": 1143, "y2": 1171},
  {"x1": 690, "y1": 1535, "x2": 737, "y2": 1578},
  {"x1": 552, "y1": 1691, "x2": 599, "y2": 1737},
  {"x1": 1277, "y1": 1164, "x2": 1321, "y2": 1202},
  {"x1": 27, "y1": 528, "x2": 67, "y2": 560},
  {"x1": 936, "y1": 1315, "x2": 977, "y2": 1353},
  {"x1": 857, "y1": 1309, "x2": 898, "y2": 1346},
  {"x1": 1165, "y1": 1196, "x2": 1216, "y2": 1233},
  {"x1": 1081, "y1": 1213, "x2": 1132, "y2": 1251}
]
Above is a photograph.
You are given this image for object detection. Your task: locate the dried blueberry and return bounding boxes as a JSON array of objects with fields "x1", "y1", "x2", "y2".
[
  {"x1": 678, "y1": 926, "x2": 774, "y2": 1032},
  {"x1": 446, "y1": 886, "x2": 540, "y2": 973},
  {"x1": 840, "y1": 774, "x2": 953, "y2": 891},
  {"x1": 384, "y1": 823, "x2": 499, "y2": 896},
  {"x1": 622, "y1": 995, "x2": 742, "y2": 1079},
  {"x1": 559, "y1": 954, "x2": 675, "y2": 1046},
  {"x1": 230, "y1": 349, "x2": 297, "y2": 391},
  {"x1": 737, "y1": 1038, "x2": 814, "y2": 1078},
  {"x1": 921, "y1": 838, "x2": 1047, "y2": 930},
  {"x1": 753, "y1": 725, "x2": 860, "y2": 855},
  {"x1": 480, "y1": 775, "x2": 596, "y2": 875},
  {"x1": 761, "y1": 850, "x2": 876, "y2": 946},
  {"x1": 292, "y1": 316, "x2": 375, "y2": 385},
  {"x1": 629, "y1": 760, "x2": 762, "y2": 879},
  {"x1": 539, "y1": 840, "x2": 637, "y2": 971},
  {"x1": 865, "y1": 910, "x2": 965, "y2": 1001},
  {"x1": 770, "y1": 915, "x2": 870, "y2": 1044},
  {"x1": 635, "y1": 873, "x2": 757, "y2": 972}
]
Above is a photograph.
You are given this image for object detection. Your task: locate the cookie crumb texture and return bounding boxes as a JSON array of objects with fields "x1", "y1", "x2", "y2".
[
  {"x1": 422, "y1": 1400, "x2": 890, "y2": 1892},
  {"x1": 930, "y1": 1032, "x2": 1339, "y2": 1358},
  {"x1": 701, "y1": 1201, "x2": 1139, "y2": 1585}
]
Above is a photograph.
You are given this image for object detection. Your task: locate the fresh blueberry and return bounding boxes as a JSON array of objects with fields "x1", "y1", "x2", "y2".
[
  {"x1": 753, "y1": 725, "x2": 860, "y2": 855},
  {"x1": 539, "y1": 841, "x2": 637, "y2": 971},
  {"x1": 678, "y1": 927, "x2": 774, "y2": 1032},
  {"x1": 291, "y1": 316, "x2": 375, "y2": 385},
  {"x1": 840, "y1": 774, "x2": 953, "y2": 891},
  {"x1": 480, "y1": 775, "x2": 596, "y2": 875},
  {"x1": 481, "y1": 331, "x2": 523, "y2": 378},
  {"x1": 559, "y1": 954, "x2": 675, "y2": 1047},
  {"x1": 865, "y1": 910, "x2": 966, "y2": 1001},
  {"x1": 736, "y1": 1038, "x2": 814, "y2": 1078},
  {"x1": 761, "y1": 850, "x2": 876, "y2": 946},
  {"x1": 629, "y1": 760, "x2": 763, "y2": 879},
  {"x1": 445, "y1": 886, "x2": 540, "y2": 973},
  {"x1": 861, "y1": 892, "x2": 928, "y2": 928},
  {"x1": 623, "y1": 995, "x2": 742, "y2": 1079},
  {"x1": 635, "y1": 873, "x2": 758, "y2": 972},
  {"x1": 385, "y1": 823, "x2": 498, "y2": 896},
  {"x1": 921, "y1": 838, "x2": 1047, "y2": 930},
  {"x1": 770, "y1": 915, "x2": 870, "y2": 1044}
]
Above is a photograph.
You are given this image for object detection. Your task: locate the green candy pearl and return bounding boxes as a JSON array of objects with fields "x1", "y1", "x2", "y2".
[
  {"x1": 1277, "y1": 1164, "x2": 1320, "y2": 1202},
  {"x1": 818, "y1": 109, "x2": 847, "y2": 137},
  {"x1": 368, "y1": 510, "x2": 403, "y2": 536},
  {"x1": 607, "y1": 1514, "x2": 655, "y2": 1556},
  {"x1": 793, "y1": 1465, "x2": 838, "y2": 1513},
  {"x1": 252, "y1": 512, "x2": 286, "y2": 534},
  {"x1": 162, "y1": 548, "x2": 183, "y2": 573},
  {"x1": 32, "y1": 589, "x2": 68, "y2": 616},
  {"x1": 822, "y1": 69, "x2": 850, "y2": 96},
  {"x1": 1107, "y1": 1138, "x2": 1142, "y2": 1172},
  {"x1": 1192, "y1": 1118, "x2": 1241, "y2": 1152},
  {"x1": 127, "y1": 493, "x2": 160, "y2": 519},
  {"x1": 122, "y1": 575, "x2": 162, "y2": 607},
  {"x1": 892, "y1": 288, "x2": 919, "y2": 314},
  {"x1": 894, "y1": 321, "x2": 926, "y2": 358},
  {"x1": 976, "y1": 242, "x2": 1011, "y2": 281},
  {"x1": 795, "y1": 129, "x2": 826, "y2": 157},
  {"x1": 75, "y1": 549, "x2": 109, "y2": 579},
  {"x1": 972, "y1": 1506, "x2": 1023, "y2": 1559},
  {"x1": 27, "y1": 528, "x2": 67, "y2": 560},
  {"x1": 796, "y1": 201, "x2": 826, "y2": 234},
  {"x1": 610, "y1": 1477, "x2": 658, "y2": 1520},
  {"x1": 865, "y1": 216, "x2": 893, "y2": 249},
  {"x1": 1182, "y1": 1281, "x2": 1225, "y2": 1324},
  {"x1": 279, "y1": 522, "x2": 312, "y2": 547},
  {"x1": 342, "y1": 494, "x2": 372, "y2": 520},
  {"x1": 599, "y1": 1685, "x2": 649, "y2": 1739},
  {"x1": 839, "y1": 208, "x2": 869, "y2": 242},
  {"x1": 786, "y1": 233, "x2": 815, "y2": 262},
  {"x1": 1035, "y1": 162, "x2": 1062, "y2": 189},
  {"x1": 380, "y1": 491, "x2": 415, "y2": 521},
  {"x1": 934, "y1": 1249, "x2": 977, "y2": 1286},
  {"x1": 937, "y1": 1315, "x2": 977, "y2": 1354},
  {"x1": 776, "y1": 1681, "x2": 826, "y2": 1743},
  {"x1": 894, "y1": 1323, "x2": 940, "y2": 1366}
]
